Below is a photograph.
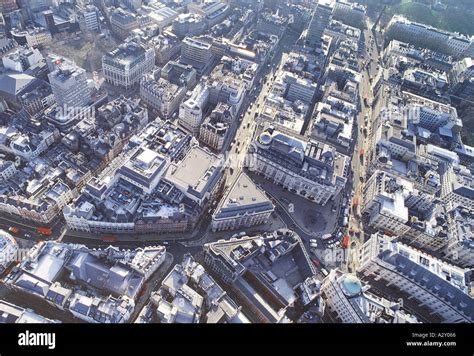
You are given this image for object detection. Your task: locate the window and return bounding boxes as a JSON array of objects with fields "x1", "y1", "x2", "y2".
[{"x1": 419, "y1": 256, "x2": 430, "y2": 267}]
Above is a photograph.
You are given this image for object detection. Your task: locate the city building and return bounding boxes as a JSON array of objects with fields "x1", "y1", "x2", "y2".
[
  {"x1": 255, "y1": 11, "x2": 288, "y2": 37},
  {"x1": 140, "y1": 69, "x2": 187, "y2": 119},
  {"x1": 161, "y1": 61, "x2": 197, "y2": 89},
  {"x1": 102, "y1": 38, "x2": 155, "y2": 89},
  {"x1": 0, "y1": 159, "x2": 16, "y2": 182},
  {"x1": 357, "y1": 248, "x2": 474, "y2": 323},
  {"x1": 163, "y1": 145, "x2": 225, "y2": 206},
  {"x1": 150, "y1": 31, "x2": 181, "y2": 65},
  {"x1": 204, "y1": 229, "x2": 322, "y2": 323},
  {"x1": 47, "y1": 57, "x2": 91, "y2": 110},
  {"x1": 172, "y1": 13, "x2": 206, "y2": 39},
  {"x1": 180, "y1": 36, "x2": 213, "y2": 75},
  {"x1": 109, "y1": 7, "x2": 140, "y2": 40},
  {"x1": 362, "y1": 170, "x2": 411, "y2": 236},
  {"x1": 5, "y1": 241, "x2": 167, "y2": 323},
  {"x1": 332, "y1": 0, "x2": 366, "y2": 29},
  {"x1": 199, "y1": 103, "x2": 233, "y2": 152},
  {"x1": 63, "y1": 117, "x2": 223, "y2": 234},
  {"x1": 441, "y1": 165, "x2": 474, "y2": 212},
  {"x1": 0, "y1": 230, "x2": 18, "y2": 274},
  {"x1": 321, "y1": 269, "x2": 418, "y2": 323},
  {"x1": 248, "y1": 128, "x2": 349, "y2": 206},
  {"x1": 2, "y1": 46, "x2": 44, "y2": 73},
  {"x1": 11, "y1": 27, "x2": 52, "y2": 48},
  {"x1": 178, "y1": 84, "x2": 209, "y2": 135},
  {"x1": 212, "y1": 172, "x2": 274, "y2": 232},
  {"x1": 188, "y1": 0, "x2": 230, "y2": 27},
  {"x1": 137, "y1": 254, "x2": 250, "y2": 324},
  {"x1": 78, "y1": 4, "x2": 101, "y2": 32},
  {"x1": 0, "y1": 300, "x2": 60, "y2": 323},
  {"x1": 0, "y1": 72, "x2": 45, "y2": 109},
  {"x1": 306, "y1": 0, "x2": 334, "y2": 46},
  {"x1": 385, "y1": 15, "x2": 474, "y2": 59}
]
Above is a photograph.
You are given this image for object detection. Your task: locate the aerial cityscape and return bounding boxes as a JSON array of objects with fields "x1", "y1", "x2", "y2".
[{"x1": 0, "y1": 0, "x2": 473, "y2": 338}]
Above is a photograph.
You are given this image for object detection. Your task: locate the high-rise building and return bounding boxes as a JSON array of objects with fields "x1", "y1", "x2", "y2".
[
  {"x1": 306, "y1": 0, "x2": 334, "y2": 46},
  {"x1": 47, "y1": 59, "x2": 91, "y2": 110},
  {"x1": 178, "y1": 84, "x2": 209, "y2": 135},
  {"x1": 332, "y1": 0, "x2": 366, "y2": 29},
  {"x1": 180, "y1": 36, "x2": 213, "y2": 75},
  {"x1": 79, "y1": 4, "x2": 101, "y2": 32}
]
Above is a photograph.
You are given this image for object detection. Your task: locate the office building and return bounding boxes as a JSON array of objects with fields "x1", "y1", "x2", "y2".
[
  {"x1": 140, "y1": 71, "x2": 186, "y2": 120},
  {"x1": 306, "y1": 0, "x2": 334, "y2": 46},
  {"x1": 47, "y1": 59, "x2": 91, "y2": 110},
  {"x1": 248, "y1": 128, "x2": 349, "y2": 206},
  {"x1": 386, "y1": 16, "x2": 474, "y2": 58},
  {"x1": 180, "y1": 36, "x2": 213, "y2": 74},
  {"x1": 212, "y1": 172, "x2": 274, "y2": 232},
  {"x1": 103, "y1": 38, "x2": 155, "y2": 89},
  {"x1": 178, "y1": 84, "x2": 209, "y2": 135},
  {"x1": 321, "y1": 269, "x2": 418, "y2": 323}
]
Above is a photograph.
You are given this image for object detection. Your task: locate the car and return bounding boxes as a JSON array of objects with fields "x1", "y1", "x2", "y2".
[
  {"x1": 310, "y1": 239, "x2": 318, "y2": 244},
  {"x1": 24, "y1": 233, "x2": 31, "y2": 238}
]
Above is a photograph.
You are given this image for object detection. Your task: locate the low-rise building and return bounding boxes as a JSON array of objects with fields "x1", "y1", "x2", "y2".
[
  {"x1": 204, "y1": 229, "x2": 322, "y2": 323},
  {"x1": 212, "y1": 172, "x2": 274, "y2": 232}
]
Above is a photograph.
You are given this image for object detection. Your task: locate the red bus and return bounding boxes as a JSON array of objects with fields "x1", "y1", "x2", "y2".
[
  {"x1": 341, "y1": 235, "x2": 350, "y2": 249},
  {"x1": 102, "y1": 235, "x2": 117, "y2": 243},
  {"x1": 36, "y1": 227, "x2": 52, "y2": 236}
]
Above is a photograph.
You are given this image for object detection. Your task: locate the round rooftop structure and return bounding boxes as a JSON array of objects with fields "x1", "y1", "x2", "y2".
[
  {"x1": 341, "y1": 274, "x2": 362, "y2": 297},
  {"x1": 258, "y1": 132, "x2": 273, "y2": 146}
]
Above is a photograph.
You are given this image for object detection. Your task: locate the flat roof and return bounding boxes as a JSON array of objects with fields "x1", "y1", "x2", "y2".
[
  {"x1": 215, "y1": 172, "x2": 273, "y2": 218},
  {"x1": 166, "y1": 146, "x2": 220, "y2": 194}
]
